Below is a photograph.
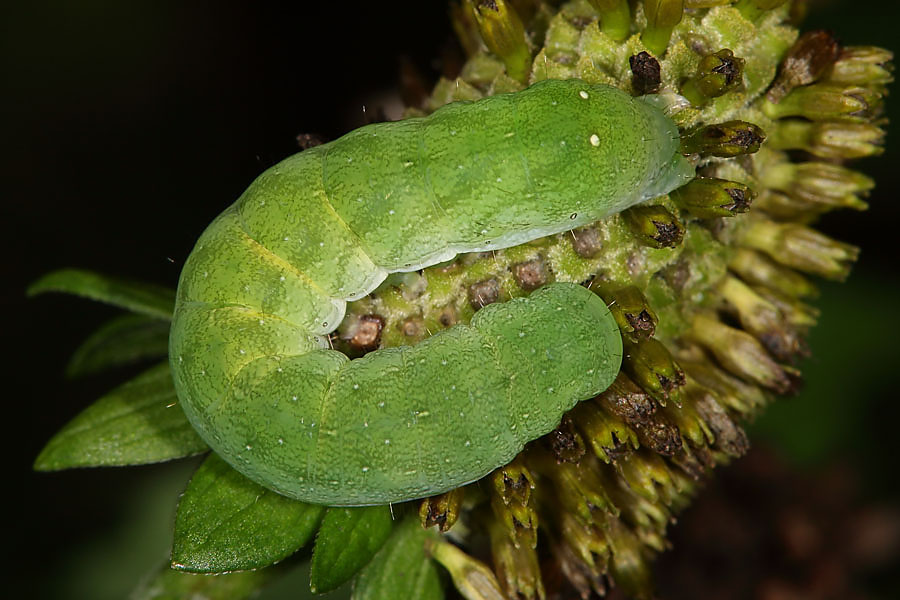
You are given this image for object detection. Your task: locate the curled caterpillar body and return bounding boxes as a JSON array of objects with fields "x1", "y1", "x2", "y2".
[{"x1": 169, "y1": 79, "x2": 694, "y2": 506}]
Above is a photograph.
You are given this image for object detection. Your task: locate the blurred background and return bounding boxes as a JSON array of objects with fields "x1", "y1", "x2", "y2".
[{"x1": 4, "y1": 1, "x2": 897, "y2": 598}]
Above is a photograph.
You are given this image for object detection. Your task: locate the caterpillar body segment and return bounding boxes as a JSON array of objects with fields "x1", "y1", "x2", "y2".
[{"x1": 169, "y1": 79, "x2": 694, "y2": 505}]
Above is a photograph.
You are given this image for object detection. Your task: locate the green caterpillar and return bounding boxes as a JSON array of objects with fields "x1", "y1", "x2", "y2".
[{"x1": 169, "y1": 79, "x2": 694, "y2": 506}]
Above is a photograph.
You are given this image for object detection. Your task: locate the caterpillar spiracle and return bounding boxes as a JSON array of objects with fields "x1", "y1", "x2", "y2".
[{"x1": 169, "y1": 79, "x2": 695, "y2": 506}]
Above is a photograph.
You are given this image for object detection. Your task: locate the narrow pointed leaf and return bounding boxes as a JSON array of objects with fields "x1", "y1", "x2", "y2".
[
  {"x1": 34, "y1": 363, "x2": 207, "y2": 470},
  {"x1": 66, "y1": 314, "x2": 171, "y2": 377},
  {"x1": 28, "y1": 268, "x2": 175, "y2": 320},
  {"x1": 130, "y1": 563, "x2": 271, "y2": 600},
  {"x1": 172, "y1": 454, "x2": 325, "y2": 573},
  {"x1": 352, "y1": 516, "x2": 443, "y2": 600},
  {"x1": 310, "y1": 505, "x2": 394, "y2": 593}
]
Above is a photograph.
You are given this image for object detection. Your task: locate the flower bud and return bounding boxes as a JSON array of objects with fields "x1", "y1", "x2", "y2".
[
  {"x1": 752, "y1": 285, "x2": 820, "y2": 329},
  {"x1": 629, "y1": 51, "x2": 662, "y2": 95},
  {"x1": 642, "y1": 0, "x2": 685, "y2": 57},
  {"x1": 682, "y1": 49, "x2": 746, "y2": 106},
  {"x1": 761, "y1": 83, "x2": 871, "y2": 121},
  {"x1": 617, "y1": 449, "x2": 681, "y2": 504},
  {"x1": 590, "y1": 284, "x2": 658, "y2": 340},
  {"x1": 691, "y1": 389, "x2": 749, "y2": 457},
  {"x1": 489, "y1": 459, "x2": 538, "y2": 547},
  {"x1": 826, "y1": 46, "x2": 894, "y2": 86},
  {"x1": 760, "y1": 161, "x2": 873, "y2": 212},
  {"x1": 571, "y1": 400, "x2": 638, "y2": 463},
  {"x1": 488, "y1": 517, "x2": 545, "y2": 600},
  {"x1": 768, "y1": 119, "x2": 886, "y2": 159},
  {"x1": 532, "y1": 452, "x2": 616, "y2": 522},
  {"x1": 470, "y1": 0, "x2": 532, "y2": 83},
  {"x1": 622, "y1": 204, "x2": 685, "y2": 248},
  {"x1": 728, "y1": 247, "x2": 818, "y2": 299},
  {"x1": 682, "y1": 359, "x2": 770, "y2": 414},
  {"x1": 622, "y1": 338, "x2": 686, "y2": 406},
  {"x1": 596, "y1": 372, "x2": 658, "y2": 424},
  {"x1": 607, "y1": 519, "x2": 654, "y2": 598},
  {"x1": 670, "y1": 177, "x2": 755, "y2": 218},
  {"x1": 718, "y1": 275, "x2": 805, "y2": 362},
  {"x1": 661, "y1": 391, "x2": 714, "y2": 448},
  {"x1": 557, "y1": 510, "x2": 610, "y2": 572},
  {"x1": 767, "y1": 30, "x2": 840, "y2": 103},
  {"x1": 689, "y1": 314, "x2": 794, "y2": 393},
  {"x1": 589, "y1": 0, "x2": 631, "y2": 41},
  {"x1": 740, "y1": 219, "x2": 860, "y2": 280},
  {"x1": 419, "y1": 488, "x2": 465, "y2": 532},
  {"x1": 427, "y1": 538, "x2": 508, "y2": 600},
  {"x1": 680, "y1": 120, "x2": 766, "y2": 157},
  {"x1": 543, "y1": 415, "x2": 587, "y2": 463}
]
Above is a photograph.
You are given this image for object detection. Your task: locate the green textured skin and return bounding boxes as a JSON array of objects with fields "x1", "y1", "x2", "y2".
[{"x1": 169, "y1": 79, "x2": 694, "y2": 506}]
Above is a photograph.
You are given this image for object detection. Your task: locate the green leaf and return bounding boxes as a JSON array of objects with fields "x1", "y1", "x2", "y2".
[
  {"x1": 352, "y1": 516, "x2": 443, "y2": 600},
  {"x1": 34, "y1": 363, "x2": 208, "y2": 470},
  {"x1": 66, "y1": 314, "x2": 171, "y2": 377},
  {"x1": 28, "y1": 268, "x2": 175, "y2": 320},
  {"x1": 310, "y1": 505, "x2": 394, "y2": 594},
  {"x1": 172, "y1": 454, "x2": 325, "y2": 573},
  {"x1": 130, "y1": 563, "x2": 271, "y2": 600}
]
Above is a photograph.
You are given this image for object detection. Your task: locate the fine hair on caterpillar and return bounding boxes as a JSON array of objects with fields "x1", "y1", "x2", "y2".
[{"x1": 169, "y1": 78, "x2": 695, "y2": 506}]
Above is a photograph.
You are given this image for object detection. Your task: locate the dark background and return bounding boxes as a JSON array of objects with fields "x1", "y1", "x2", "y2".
[{"x1": 4, "y1": 1, "x2": 897, "y2": 598}]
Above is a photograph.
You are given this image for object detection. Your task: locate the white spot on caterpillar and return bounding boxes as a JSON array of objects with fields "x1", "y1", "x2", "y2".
[
  {"x1": 590, "y1": 134, "x2": 600, "y2": 146},
  {"x1": 579, "y1": 90, "x2": 589, "y2": 99}
]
